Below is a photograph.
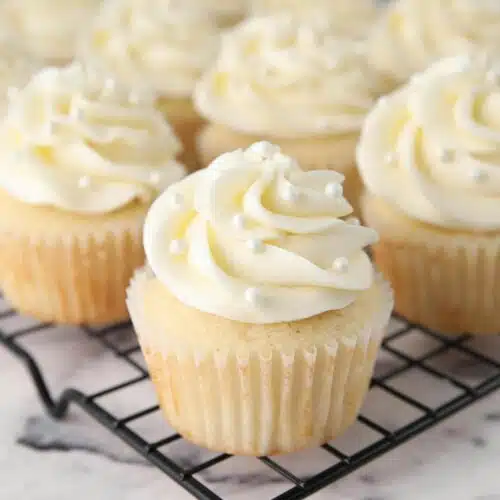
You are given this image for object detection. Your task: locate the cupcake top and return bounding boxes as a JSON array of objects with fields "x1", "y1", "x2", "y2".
[
  {"x1": 0, "y1": 43, "x2": 41, "y2": 115},
  {"x1": 357, "y1": 55, "x2": 500, "y2": 231},
  {"x1": 195, "y1": 16, "x2": 388, "y2": 139},
  {"x1": 81, "y1": 0, "x2": 220, "y2": 99},
  {"x1": 249, "y1": 0, "x2": 378, "y2": 38},
  {"x1": 0, "y1": 63, "x2": 186, "y2": 214},
  {"x1": 144, "y1": 142, "x2": 378, "y2": 324},
  {"x1": 369, "y1": 0, "x2": 500, "y2": 83},
  {"x1": 0, "y1": 0, "x2": 102, "y2": 62}
]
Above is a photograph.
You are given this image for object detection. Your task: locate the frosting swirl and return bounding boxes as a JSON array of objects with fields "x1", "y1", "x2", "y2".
[
  {"x1": 370, "y1": 0, "x2": 500, "y2": 83},
  {"x1": 0, "y1": 63, "x2": 186, "y2": 214},
  {"x1": 144, "y1": 142, "x2": 378, "y2": 324},
  {"x1": 0, "y1": 0, "x2": 101, "y2": 61},
  {"x1": 195, "y1": 16, "x2": 388, "y2": 139},
  {"x1": 250, "y1": 0, "x2": 379, "y2": 38},
  {"x1": 82, "y1": 0, "x2": 220, "y2": 98},
  {"x1": 357, "y1": 55, "x2": 500, "y2": 231}
]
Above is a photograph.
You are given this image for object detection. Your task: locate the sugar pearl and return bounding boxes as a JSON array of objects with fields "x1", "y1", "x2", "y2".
[
  {"x1": 245, "y1": 287, "x2": 261, "y2": 305},
  {"x1": 232, "y1": 214, "x2": 246, "y2": 230},
  {"x1": 169, "y1": 239, "x2": 187, "y2": 255},
  {"x1": 247, "y1": 239, "x2": 265, "y2": 254},
  {"x1": 281, "y1": 184, "x2": 299, "y2": 202},
  {"x1": 332, "y1": 257, "x2": 349, "y2": 273},
  {"x1": 78, "y1": 176, "x2": 91, "y2": 189},
  {"x1": 325, "y1": 183, "x2": 343, "y2": 198}
]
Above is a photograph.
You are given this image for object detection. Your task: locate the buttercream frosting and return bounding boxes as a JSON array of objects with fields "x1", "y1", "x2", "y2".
[
  {"x1": 82, "y1": 0, "x2": 220, "y2": 98},
  {"x1": 369, "y1": 0, "x2": 500, "y2": 83},
  {"x1": 144, "y1": 141, "x2": 378, "y2": 324},
  {"x1": 357, "y1": 55, "x2": 500, "y2": 231},
  {"x1": 0, "y1": 63, "x2": 186, "y2": 214},
  {"x1": 0, "y1": 0, "x2": 102, "y2": 61},
  {"x1": 195, "y1": 15, "x2": 388, "y2": 139},
  {"x1": 250, "y1": 0, "x2": 378, "y2": 38}
]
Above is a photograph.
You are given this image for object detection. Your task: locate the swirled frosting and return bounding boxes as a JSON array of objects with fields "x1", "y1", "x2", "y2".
[
  {"x1": 0, "y1": 63, "x2": 186, "y2": 214},
  {"x1": 250, "y1": 0, "x2": 379, "y2": 38},
  {"x1": 0, "y1": 43, "x2": 40, "y2": 115},
  {"x1": 195, "y1": 16, "x2": 388, "y2": 139},
  {"x1": 370, "y1": 0, "x2": 500, "y2": 83},
  {"x1": 0, "y1": 0, "x2": 101, "y2": 61},
  {"x1": 357, "y1": 55, "x2": 500, "y2": 231},
  {"x1": 144, "y1": 142, "x2": 378, "y2": 324},
  {"x1": 82, "y1": 0, "x2": 220, "y2": 99}
]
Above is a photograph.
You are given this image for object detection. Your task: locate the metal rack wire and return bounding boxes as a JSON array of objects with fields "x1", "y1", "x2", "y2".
[{"x1": 2, "y1": 299, "x2": 500, "y2": 500}]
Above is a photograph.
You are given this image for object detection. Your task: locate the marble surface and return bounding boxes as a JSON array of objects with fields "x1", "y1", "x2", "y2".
[{"x1": 1, "y1": 302, "x2": 500, "y2": 500}]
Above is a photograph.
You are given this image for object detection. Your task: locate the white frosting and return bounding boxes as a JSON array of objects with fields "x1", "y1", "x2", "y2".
[
  {"x1": 195, "y1": 16, "x2": 388, "y2": 139},
  {"x1": 357, "y1": 55, "x2": 500, "y2": 231},
  {"x1": 82, "y1": 0, "x2": 220, "y2": 98},
  {"x1": 144, "y1": 142, "x2": 378, "y2": 324},
  {"x1": 0, "y1": 63, "x2": 186, "y2": 214},
  {"x1": 0, "y1": 43, "x2": 40, "y2": 115},
  {"x1": 370, "y1": 0, "x2": 500, "y2": 82},
  {"x1": 250, "y1": 0, "x2": 378, "y2": 38},
  {"x1": 0, "y1": 0, "x2": 102, "y2": 61}
]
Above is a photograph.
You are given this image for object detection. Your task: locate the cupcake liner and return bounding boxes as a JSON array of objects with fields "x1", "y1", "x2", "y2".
[
  {"x1": 363, "y1": 193, "x2": 500, "y2": 335},
  {"x1": 196, "y1": 124, "x2": 363, "y2": 217},
  {"x1": 0, "y1": 198, "x2": 147, "y2": 325},
  {"x1": 127, "y1": 269, "x2": 392, "y2": 456}
]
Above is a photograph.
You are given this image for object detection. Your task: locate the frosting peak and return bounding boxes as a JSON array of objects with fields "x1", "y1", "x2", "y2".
[
  {"x1": 357, "y1": 55, "x2": 500, "y2": 230},
  {"x1": 82, "y1": 0, "x2": 220, "y2": 98},
  {"x1": 144, "y1": 142, "x2": 378, "y2": 324},
  {"x1": 0, "y1": 63, "x2": 186, "y2": 214},
  {"x1": 195, "y1": 16, "x2": 388, "y2": 138}
]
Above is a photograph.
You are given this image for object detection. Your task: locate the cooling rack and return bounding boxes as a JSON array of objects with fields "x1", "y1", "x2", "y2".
[{"x1": 2, "y1": 298, "x2": 500, "y2": 500}]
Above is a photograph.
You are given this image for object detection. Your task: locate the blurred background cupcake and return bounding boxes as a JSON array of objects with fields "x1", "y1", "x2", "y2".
[
  {"x1": 0, "y1": 63, "x2": 186, "y2": 325},
  {"x1": 128, "y1": 142, "x2": 393, "y2": 455},
  {"x1": 0, "y1": 0, "x2": 102, "y2": 65},
  {"x1": 358, "y1": 54, "x2": 500, "y2": 334},
  {"x1": 369, "y1": 0, "x2": 500, "y2": 88},
  {"x1": 195, "y1": 15, "x2": 390, "y2": 214},
  {"x1": 249, "y1": 0, "x2": 381, "y2": 38},
  {"x1": 80, "y1": 0, "x2": 221, "y2": 171}
]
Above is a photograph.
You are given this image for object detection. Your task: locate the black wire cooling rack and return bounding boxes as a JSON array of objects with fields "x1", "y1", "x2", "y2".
[{"x1": 2, "y1": 298, "x2": 500, "y2": 500}]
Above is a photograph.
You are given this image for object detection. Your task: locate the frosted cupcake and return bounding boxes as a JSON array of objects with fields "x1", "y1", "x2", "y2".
[
  {"x1": 195, "y1": 16, "x2": 389, "y2": 213},
  {"x1": 128, "y1": 141, "x2": 393, "y2": 455},
  {"x1": 0, "y1": 0, "x2": 101, "y2": 65},
  {"x1": 358, "y1": 55, "x2": 500, "y2": 335},
  {"x1": 80, "y1": 0, "x2": 220, "y2": 171},
  {"x1": 0, "y1": 43, "x2": 40, "y2": 116},
  {"x1": 0, "y1": 63, "x2": 186, "y2": 325},
  {"x1": 250, "y1": 0, "x2": 379, "y2": 38},
  {"x1": 369, "y1": 0, "x2": 500, "y2": 86}
]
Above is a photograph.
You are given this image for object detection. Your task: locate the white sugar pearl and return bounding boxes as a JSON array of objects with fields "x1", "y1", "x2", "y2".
[
  {"x1": 169, "y1": 239, "x2": 187, "y2": 255},
  {"x1": 332, "y1": 257, "x2": 349, "y2": 273},
  {"x1": 78, "y1": 176, "x2": 91, "y2": 189},
  {"x1": 245, "y1": 287, "x2": 261, "y2": 305},
  {"x1": 246, "y1": 141, "x2": 280, "y2": 159},
  {"x1": 325, "y1": 183, "x2": 343, "y2": 198},
  {"x1": 281, "y1": 184, "x2": 299, "y2": 202},
  {"x1": 247, "y1": 239, "x2": 265, "y2": 253},
  {"x1": 232, "y1": 214, "x2": 246, "y2": 230}
]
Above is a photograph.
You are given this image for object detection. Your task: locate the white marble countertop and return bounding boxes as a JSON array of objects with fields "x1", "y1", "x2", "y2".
[{"x1": 1, "y1": 306, "x2": 500, "y2": 500}]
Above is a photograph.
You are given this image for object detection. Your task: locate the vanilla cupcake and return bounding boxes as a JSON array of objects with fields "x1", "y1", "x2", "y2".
[
  {"x1": 0, "y1": 43, "x2": 40, "y2": 116},
  {"x1": 358, "y1": 55, "x2": 500, "y2": 335},
  {"x1": 250, "y1": 0, "x2": 380, "y2": 38},
  {"x1": 127, "y1": 141, "x2": 393, "y2": 455},
  {"x1": 0, "y1": 0, "x2": 101, "y2": 65},
  {"x1": 80, "y1": 0, "x2": 220, "y2": 171},
  {"x1": 0, "y1": 63, "x2": 186, "y2": 325},
  {"x1": 369, "y1": 0, "x2": 500, "y2": 86},
  {"x1": 195, "y1": 16, "x2": 390, "y2": 214}
]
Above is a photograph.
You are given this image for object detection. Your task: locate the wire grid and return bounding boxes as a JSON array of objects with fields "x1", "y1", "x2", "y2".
[{"x1": 2, "y1": 301, "x2": 500, "y2": 500}]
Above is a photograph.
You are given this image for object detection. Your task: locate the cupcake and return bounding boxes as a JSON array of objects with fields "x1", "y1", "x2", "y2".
[
  {"x1": 0, "y1": 0, "x2": 101, "y2": 65},
  {"x1": 0, "y1": 63, "x2": 186, "y2": 325},
  {"x1": 195, "y1": 15, "x2": 390, "y2": 214},
  {"x1": 369, "y1": 0, "x2": 500, "y2": 87},
  {"x1": 358, "y1": 54, "x2": 500, "y2": 335},
  {"x1": 249, "y1": 0, "x2": 380, "y2": 38},
  {"x1": 80, "y1": 0, "x2": 220, "y2": 171},
  {"x1": 127, "y1": 141, "x2": 393, "y2": 456},
  {"x1": 0, "y1": 42, "x2": 41, "y2": 116}
]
